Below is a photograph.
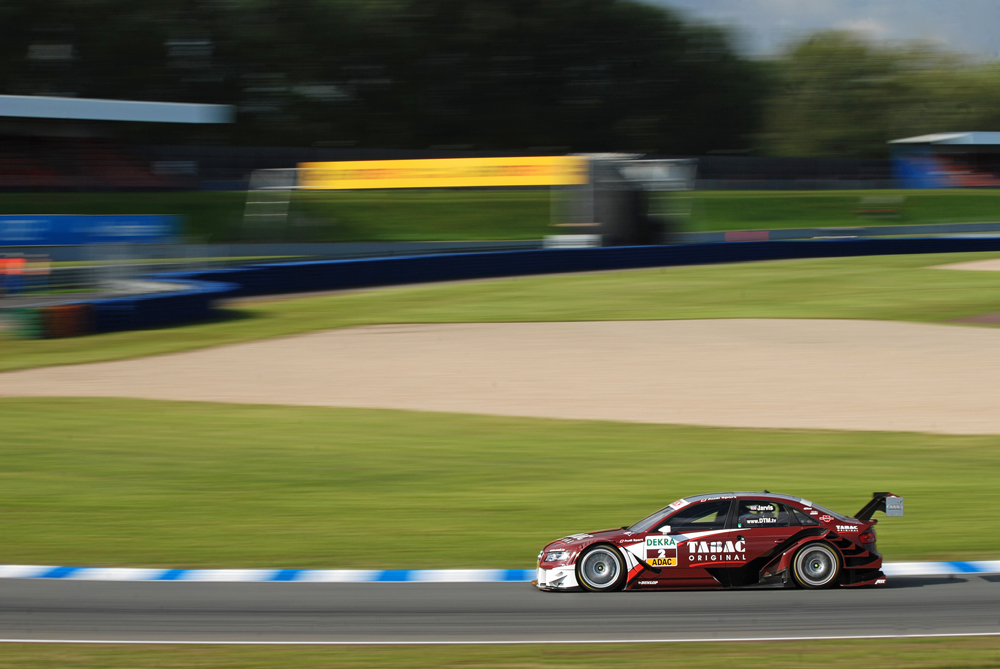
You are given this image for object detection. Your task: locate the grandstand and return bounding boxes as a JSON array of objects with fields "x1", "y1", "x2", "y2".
[
  {"x1": 891, "y1": 132, "x2": 1000, "y2": 188},
  {"x1": 0, "y1": 94, "x2": 232, "y2": 190},
  {"x1": 0, "y1": 135, "x2": 178, "y2": 189}
]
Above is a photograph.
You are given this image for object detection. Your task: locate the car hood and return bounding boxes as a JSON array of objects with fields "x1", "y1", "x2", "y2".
[{"x1": 544, "y1": 527, "x2": 629, "y2": 552}]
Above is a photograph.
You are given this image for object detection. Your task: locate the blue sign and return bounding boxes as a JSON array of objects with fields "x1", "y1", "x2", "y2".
[{"x1": 0, "y1": 215, "x2": 179, "y2": 246}]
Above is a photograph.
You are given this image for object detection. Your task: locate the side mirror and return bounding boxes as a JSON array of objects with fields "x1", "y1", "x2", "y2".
[{"x1": 658, "y1": 525, "x2": 671, "y2": 534}]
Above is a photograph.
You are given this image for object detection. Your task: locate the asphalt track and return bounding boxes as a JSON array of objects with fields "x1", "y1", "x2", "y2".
[{"x1": 3, "y1": 575, "x2": 1000, "y2": 643}]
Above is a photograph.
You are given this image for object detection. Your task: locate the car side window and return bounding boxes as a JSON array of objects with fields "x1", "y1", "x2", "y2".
[
  {"x1": 789, "y1": 506, "x2": 820, "y2": 526},
  {"x1": 736, "y1": 500, "x2": 790, "y2": 529},
  {"x1": 660, "y1": 500, "x2": 733, "y2": 533}
]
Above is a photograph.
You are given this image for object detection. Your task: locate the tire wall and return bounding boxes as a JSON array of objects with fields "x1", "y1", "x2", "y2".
[{"x1": 6, "y1": 280, "x2": 235, "y2": 339}]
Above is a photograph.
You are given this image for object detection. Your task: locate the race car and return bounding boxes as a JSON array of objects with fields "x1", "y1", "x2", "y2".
[{"x1": 536, "y1": 491, "x2": 903, "y2": 592}]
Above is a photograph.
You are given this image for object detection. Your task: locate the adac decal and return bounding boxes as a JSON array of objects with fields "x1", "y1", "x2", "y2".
[
  {"x1": 645, "y1": 535, "x2": 678, "y2": 567},
  {"x1": 687, "y1": 538, "x2": 746, "y2": 564}
]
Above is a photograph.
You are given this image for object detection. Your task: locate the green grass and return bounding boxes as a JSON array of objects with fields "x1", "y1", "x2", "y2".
[
  {"x1": 1, "y1": 397, "x2": 997, "y2": 568},
  {"x1": 676, "y1": 189, "x2": 1000, "y2": 232},
  {"x1": 0, "y1": 190, "x2": 551, "y2": 243},
  {"x1": 4, "y1": 189, "x2": 1000, "y2": 243},
  {"x1": 3, "y1": 252, "x2": 1000, "y2": 373},
  {"x1": 293, "y1": 189, "x2": 551, "y2": 241},
  {"x1": 0, "y1": 192, "x2": 247, "y2": 242},
  {"x1": 2, "y1": 638, "x2": 999, "y2": 669}
]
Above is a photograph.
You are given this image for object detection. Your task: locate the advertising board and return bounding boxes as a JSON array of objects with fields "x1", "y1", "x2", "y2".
[
  {"x1": 0, "y1": 215, "x2": 179, "y2": 246},
  {"x1": 298, "y1": 156, "x2": 589, "y2": 190}
]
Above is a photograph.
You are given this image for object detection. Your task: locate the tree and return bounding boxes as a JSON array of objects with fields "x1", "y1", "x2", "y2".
[
  {"x1": 1, "y1": 0, "x2": 767, "y2": 151},
  {"x1": 762, "y1": 31, "x2": 1000, "y2": 158}
]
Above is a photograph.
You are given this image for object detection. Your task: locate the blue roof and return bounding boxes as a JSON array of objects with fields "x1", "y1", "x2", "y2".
[
  {"x1": 889, "y1": 132, "x2": 1000, "y2": 146},
  {"x1": 0, "y1": 94, "x2": 234, "y2": 124}
]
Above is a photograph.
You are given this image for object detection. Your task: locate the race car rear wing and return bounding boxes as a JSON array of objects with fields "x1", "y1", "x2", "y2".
[{"x1": 855, "y1": 492, "x2": 904, "y2": 521}]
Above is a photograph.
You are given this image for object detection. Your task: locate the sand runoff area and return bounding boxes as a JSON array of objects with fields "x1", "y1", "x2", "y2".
[
  {"x1": 932, "y1": 257, "x2": 1000, "y2": 272},
  {"x1": 2, "y1": 318, "x2": 1000, "y2": 434}
]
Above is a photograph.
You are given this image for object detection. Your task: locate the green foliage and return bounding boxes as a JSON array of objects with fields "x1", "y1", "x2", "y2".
[
  {"x1": 763, "y1": 32, "x2": 1000, "y2": 158},
  {"x1": 1, "y1": 0, "x2": 764, "y2": 152},
  {"x1": 10, "y1": 2, "x2": 1000, "y2": 157}
]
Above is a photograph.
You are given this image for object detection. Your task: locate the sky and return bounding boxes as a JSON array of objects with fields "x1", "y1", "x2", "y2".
[{"x1": 649, "y1": 0, "x2": 1000, "y2": 57}]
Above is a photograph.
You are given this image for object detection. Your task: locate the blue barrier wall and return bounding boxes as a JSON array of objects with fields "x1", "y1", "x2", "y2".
[
  {"x1": 0, "y1": 215, "x2": 179, "y2": 246},
  {"x1": 73, "y1": 279, "x2": 236, "y2": 334},
  {"x1": 164, "y1": 236, "x2": 1000, "y2": 299},
  {"x1": 38, "y1": 236, "x2": 1000, "y2": 337}
]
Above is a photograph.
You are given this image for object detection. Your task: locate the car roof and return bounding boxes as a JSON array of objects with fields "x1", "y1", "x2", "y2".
[{"x1": 682, "y1": 492, "x2": 810, "y2": 506}]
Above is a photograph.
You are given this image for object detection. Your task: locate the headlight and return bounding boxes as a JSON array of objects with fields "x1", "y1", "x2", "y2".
[{"x1": 544, "y1": 551, "x2": 571, "y2": 562}]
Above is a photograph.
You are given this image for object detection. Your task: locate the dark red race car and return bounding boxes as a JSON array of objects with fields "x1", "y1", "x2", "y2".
[{"x1": 536, "y1": 491, "x2": 903, "y2": 592}]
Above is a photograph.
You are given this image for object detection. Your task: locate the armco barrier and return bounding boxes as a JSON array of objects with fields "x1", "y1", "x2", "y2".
[{"x1": 162, "y1": 236, "x2": 1000, "y2": 300}]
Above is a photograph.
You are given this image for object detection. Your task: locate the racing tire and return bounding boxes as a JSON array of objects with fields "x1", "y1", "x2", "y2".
[
  {"x1": 791, "y1": 543, "x2": 841, "y2": 589},
  {"x1": 576, "y1": 545, "x2": 626, "y2": 592}
]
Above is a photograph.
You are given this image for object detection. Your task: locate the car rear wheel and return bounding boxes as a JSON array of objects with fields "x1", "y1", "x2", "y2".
[
  {"x1": 576, "y1": 545, "x2": 626, "y2": 592},
  {"x1": 792, "y1": 543, "x2": 841, "y2": 589}
]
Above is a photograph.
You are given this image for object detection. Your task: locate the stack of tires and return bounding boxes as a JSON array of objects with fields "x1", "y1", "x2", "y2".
[{"x1": 4, "y1": 305, "x2": 94, "y2": 339}]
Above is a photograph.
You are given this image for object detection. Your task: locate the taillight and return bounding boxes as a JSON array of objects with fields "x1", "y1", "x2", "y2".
[{"x1": 859, "y1": 530, "x2": 876, "y2": 544}]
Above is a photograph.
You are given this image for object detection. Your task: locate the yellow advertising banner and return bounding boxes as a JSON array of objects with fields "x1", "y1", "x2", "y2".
[{"x1": 298, "y1": 156, "x2": 589, "y2": 190}]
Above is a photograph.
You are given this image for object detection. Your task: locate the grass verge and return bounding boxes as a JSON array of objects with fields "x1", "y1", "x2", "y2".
[
  {"x1": 3, "y1": 252, "x2": 1000, "y2": 373},
  {"x1": 4, "y1": 189, "x2": 1000, "y2": 243},
  {"x1": 0, "y1": 190, "x2": 550, "y2": 243},
  {"x1": 1, "y1": 397, "x2": 997, "y2": 568},
  {"x1": 1, "y1": 637, "x2": 999, "y2": 669},
  {"x1": 682, "y1": 189, "x2": 1000, "y2": 232}
]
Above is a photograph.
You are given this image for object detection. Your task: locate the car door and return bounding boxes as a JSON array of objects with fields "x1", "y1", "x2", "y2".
[
  {"x1": 733, "y1": 498, "x2": 799, "y2": 565},
  {"x1": 640, "y1": 499, "x2": 737, "y2": 588}
]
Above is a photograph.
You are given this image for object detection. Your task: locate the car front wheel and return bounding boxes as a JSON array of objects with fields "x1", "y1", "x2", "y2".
[
  {"x1": 792, "y1": 543, "x2": 841, "y2": 589},
  {"x1": 576, "y1": 545, "x2": 626, "y2": 592}
]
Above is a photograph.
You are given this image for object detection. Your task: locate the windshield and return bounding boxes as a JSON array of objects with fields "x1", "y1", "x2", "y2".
[{"x1": 628, "y1": 505, "x2": 673, "y2": 533}]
